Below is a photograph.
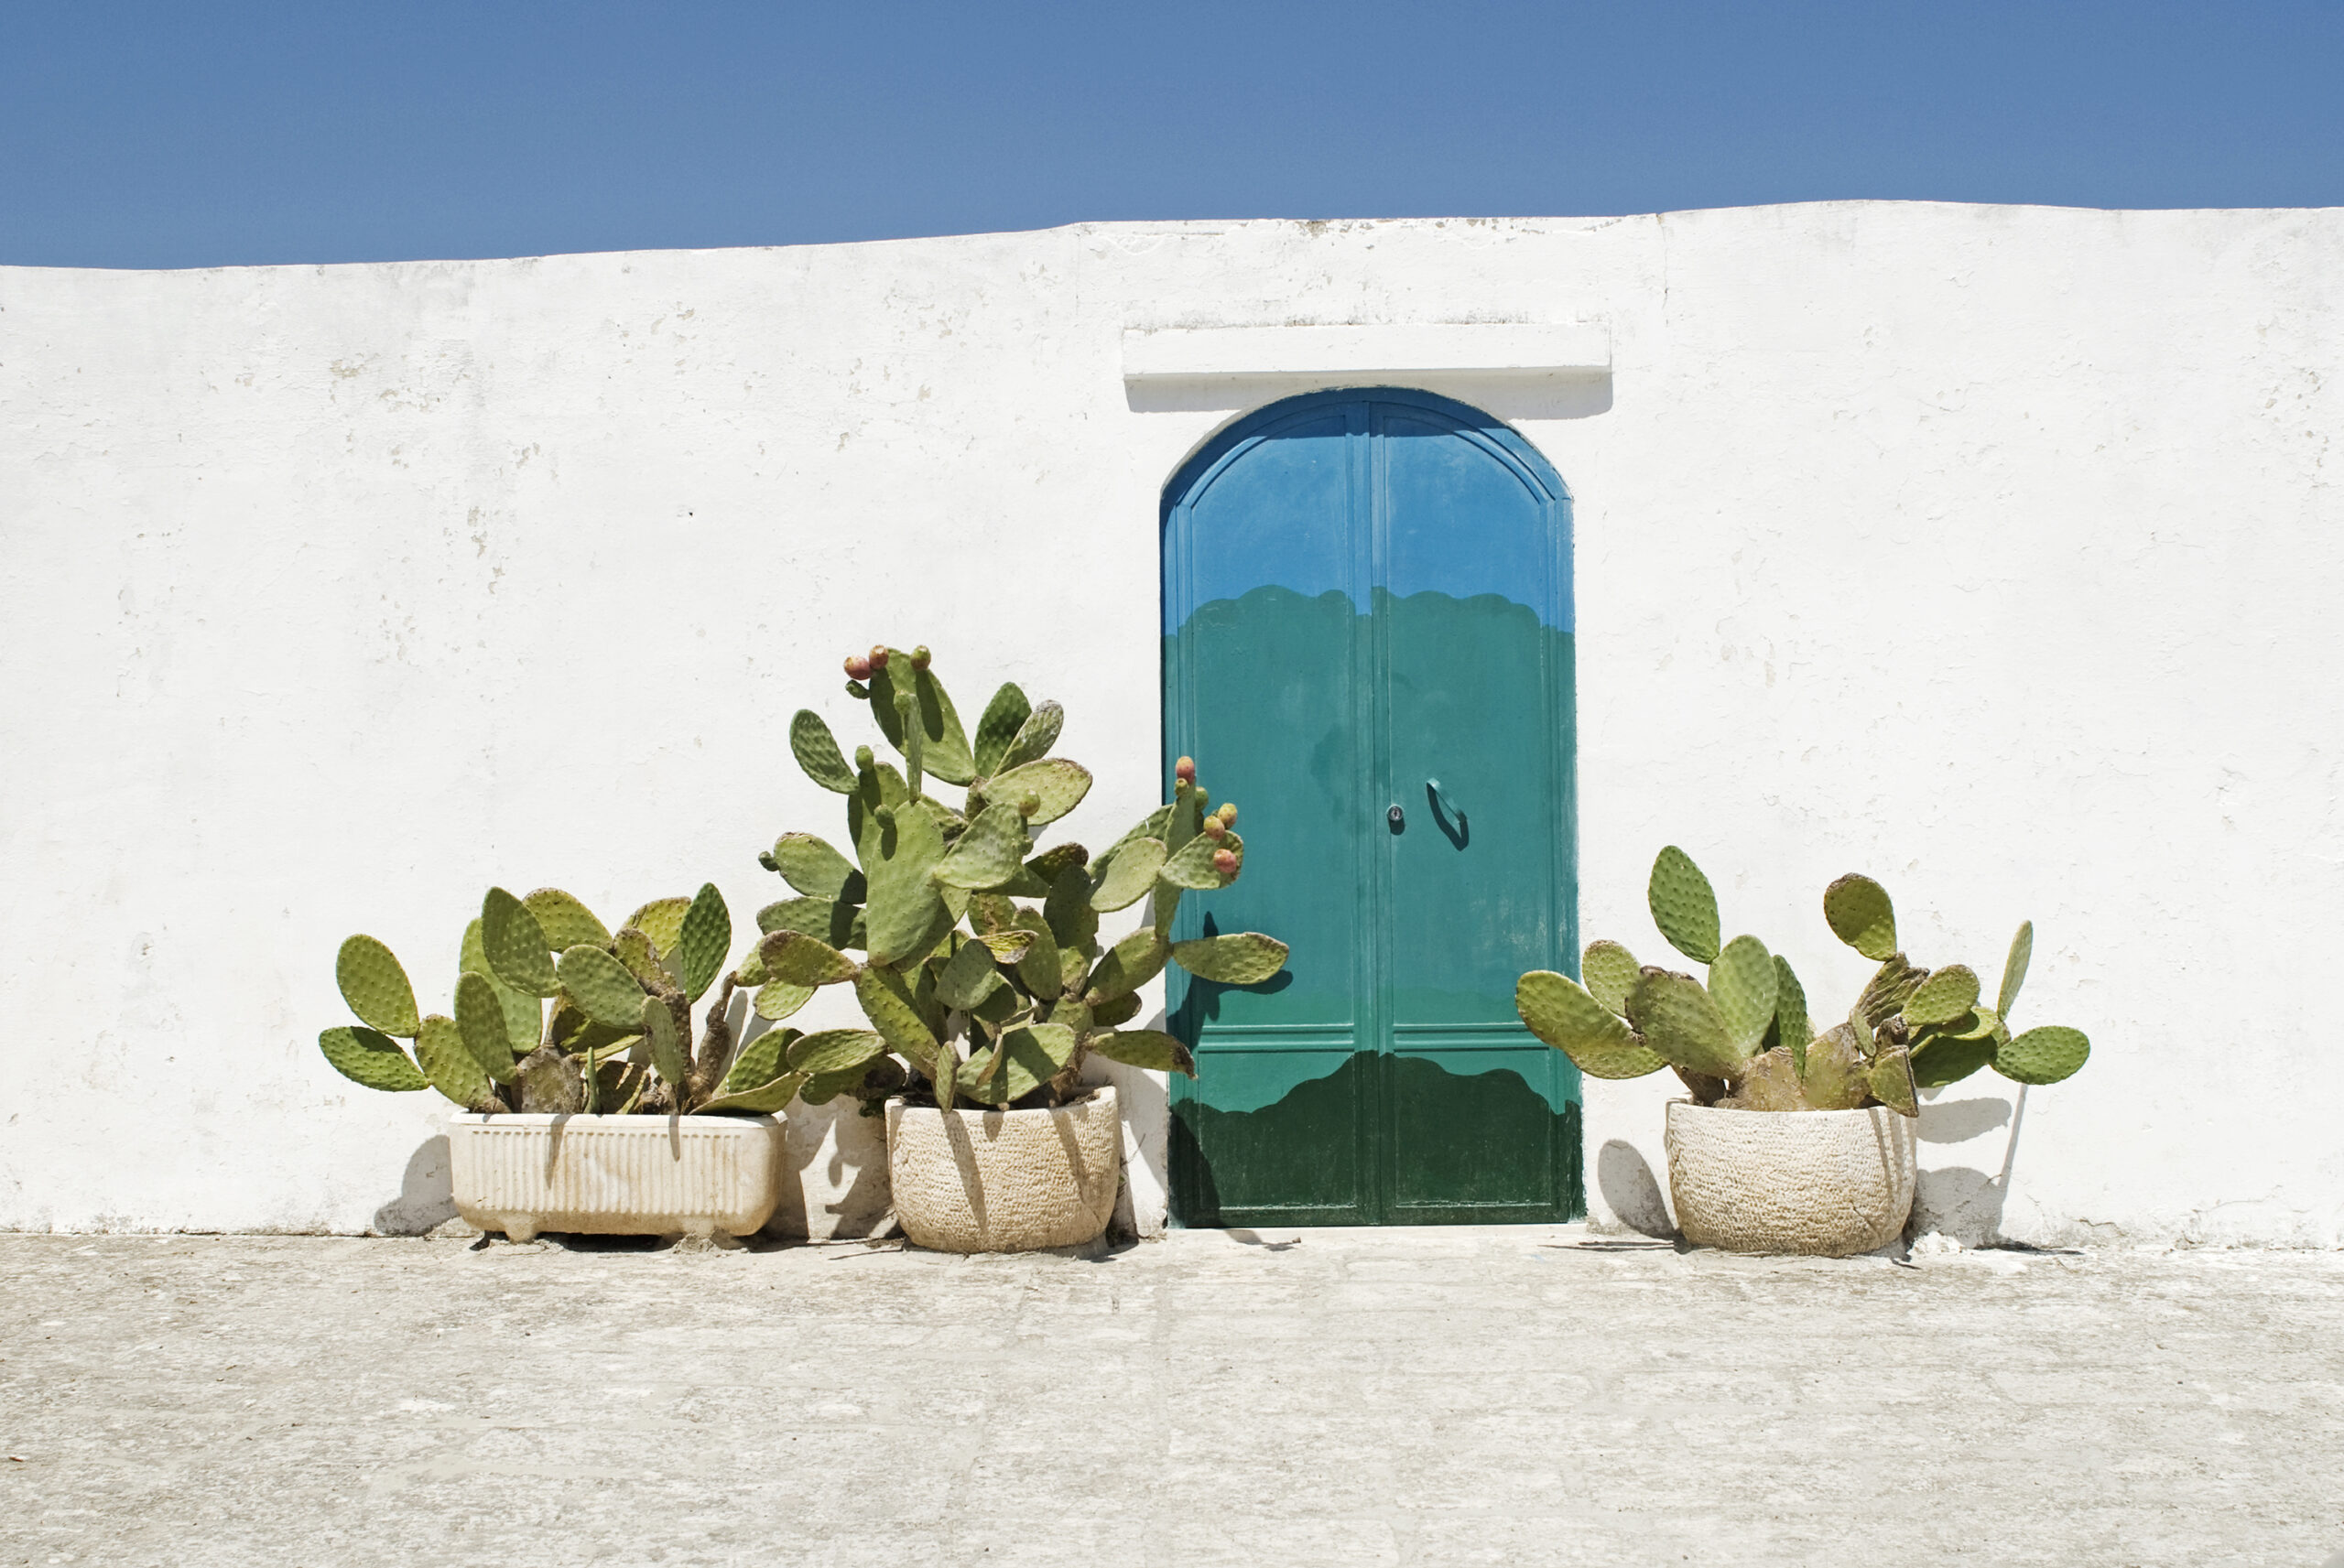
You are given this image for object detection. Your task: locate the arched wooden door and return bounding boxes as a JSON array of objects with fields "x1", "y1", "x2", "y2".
[{"x1": 1162, "y1": 388, "x2": 1581, "y2": 1227}]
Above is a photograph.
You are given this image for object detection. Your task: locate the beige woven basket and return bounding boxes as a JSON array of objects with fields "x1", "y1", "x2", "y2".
[
  {"x1": 1664, "y1": 1101, "x2": 1916, "y2": 1256},
  {"x1": 885, "y1": 1087, "x2": 1120, "y2": 1253}
]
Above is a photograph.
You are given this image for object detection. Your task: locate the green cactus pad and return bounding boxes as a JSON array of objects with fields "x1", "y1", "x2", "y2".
[
  {"x1": 930, "y1": 804, "x2": 1030, "y2": 890},
  {"x1": 753, "y1": 980, "x2": 814, "y2": 1022},
  {"x1": 1798, "y1": 1022, "x2": 1872, "y2": 1109},
  {"x1": 1998, "y1": 920, "x2": 2034, "y2": 1020},
  {"x1": 452, "y1": 971, "x2": 518, "y2": 1084},
  {"x1": 1994, "y1": 1024, "x2": 2090, "y2": 1086},
  {"x1": 1771, "y1": 956, "x2": 1811, "y2": 1076},
  {"x1": 716, "y1": 1027, "x2": 793, "y2": 1098},
  {"x1": 1029, "y1": 841, "x2": 1091, "y2": 881},
  {"x1": 1868, "y1": 1045, "x2": 1918, "y2": 1116},
  {"x1": 1015, "y1": 920, "x2": 1064, "y2": 998},
  {"x1": 611, "y1": 926, "x2": 668, "y2": 989},
  {"x1": 767, "y1": 834, "x2": 864, "y2": 901},
  {"x1": 955, "y1": 1022, "x2": 1078, "y2": 1106},
  {"x1": 755, "y1": 896, "x2": 865, "y2": 951},
  {"x1": 698, "y1": 1070, "x2": 808, "y2": 1116},
  {"x1": 984, "y1": 757, "x2": 1091, "y2": 827},
  {"x1": 1824, "y1": 873, "x2": 1898, "y2": 960},
  {"x1": 1101, "y1": 805, "x2": 1177, "y2": 868},
  {"x1": 521, "y1": 889, "x2": 610, "y2": 951},
  {"x1": 1084, "y1": 928, "x2": 1170, "y2": 1002},
  {"x1": 1091, "y1": 837, "x2": 1168, "y2": 912},
  {"x1": 995, "y1": 700, "x2": 1065, "y2": 777},
  {"x1": 971, "y1": 683, "x2": 1032, "y2": 778},
  {"x1": 786, "y1": 1028, "x2": 888, "y2": 1077},
  {"x1": 1084, "y1": 1028, "x2": 1197, "y2": 1077},
  {"x1": 868, "y1": 656, "x2": 978, "y2": 786},
  {"x1": 1515, "y1": 971, "x2": 1665, "y2": 1080},
  {"x1": 855, "y1": 966, "x2": 940, "y2": 1065},
  {"x1": 1706, "y1": 935, "x2": 1779, "y2": 1054},
  {"x1": 1909, "y1": 1031, "x2": 1997, "y2": 1089},
  {"x1": 1044, "y1": 866, "x2": 1099, "y2": 954},
  {"x1": 556, "y1": 945, "x2": 650, "y2": 1031},
  {"x1": 790, "y1": 708, "x2": 859, "y2": 794},
  {"x1": 482, "y1": 888, "x2": 559, "y2": 999},
  {"x1": 1170, "y1": 932, "x2": 1289, "y2": 986},
  {"x1": 335, "y1": 935, "x2": 420, "y2": 1038},
  {"x1": 973, "y1": 928, "x2": 1036, "y2": 963},
  {"x1": 937, "y1": 935, "x2": 1006, "y2": 1011},
  {"x1": 1091, "y1": 991, "x2": 1143, "y2": 1029},
  {"x1": 858, "y1": 781, "x2": 948, "y2": 966},
  {"x1": 1904, "y1": 964, "x2": 1980, "y2": 1028},
  {"x1": 758, "y1": 931, "x2": 860, "y2": 987},
  {"x1": 1732, "y1": 1046, "x2": 1812, "y2": 1112},
  {"x1": 1579, "y1": 940, "x2": 1639, "y2": 1017},
  {"x1": 1158, "y1": 829, "x2": 1242, "y2": 891},
  {"x1": 1853, "y1": 957, "x2": 1925, "y2": 1030},
  {"x1": 1625, "y1": 970, "x2": 1745, "y2": 1080},
  {"x1": 623, "y1": 897, "x2": 691, "y2": 958},
  {"x1": 641, "y1": 994, "x2": 689, "y2": 1087},
  {"x1": 739, "y1": 945, "x2": 774, "y2": 989},
  {"x1": 1645, "y1": 847, "x2": 1721, "y2": 965},
  {"x1": 318, "y1": 1025, "x2": 429, "y2": 1092},
  {"x1": 415, "y1": 1014, "x2": 498, "y2": 1110},
  {"x1": 677, "y1": 882, "x2": 732, "y2": 1002},
  {"x1": 461, "y1": 917, "x2": 543, "y2": 1056}
]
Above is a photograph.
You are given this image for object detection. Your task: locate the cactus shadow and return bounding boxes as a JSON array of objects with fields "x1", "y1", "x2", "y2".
[
  {"x1": 1910, "y1": 1086, "x2": 2029, "y2": 1246},
  {"x1": 372, "y1": 1135, "x2": 457, "y2": 1235},
  {"x1": 1594, "y1": 1139, "x2": 1677, "y2": 1240}
]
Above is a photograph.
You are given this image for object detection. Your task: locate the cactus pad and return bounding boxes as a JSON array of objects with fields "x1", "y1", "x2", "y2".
[
  {"x1": 786, "y1": 1028, "x2": 888, "y2": 1077},
  {"x1": 415, "y1": 1013, "x2": 497, "y2": 1109},
  {"x1": 1731, "y1": 1046, "x2": 1811, "y2": 1112},
  {"x1": 859, "y1": 787, "x2": 949, "y2": 966},
  {"x1": 790, "y1": 708, "x2": 858, "y2": 794},
  {"x1": 1799, "y1": 1022, "x2": 1872, "y2": 1109},
  {"x1": 1158, "y1": 829, "x2": 1242, "y2": 891},
  {"x1": 1909, "y1": 1031, "x2": 1997, "y2": 1088},
  {"x1": 1091, "y1": 837, "x2": 1168, "y2": 912},
  {"x1": 717, "y1": 1027, "x2": 794, "y2": 1098},
  {"x1": 986, "y1": 757, "x2": 1091, "y2": 826},
  {"x1": 937, "y1": 936, "x2": 1005, "y2": 1010},
  {"x1": 641, "y1": 994, "x2": 689, "y2": 1087},
  {"x1": 1625, "y1": 971, "x2": 1745, "y2": 1080},
  {"x1": 461, "y1": 917, "x2": 543, "y2": 1055},
  {"x1": 1579, "y1": 940, "x2": 1639, "y2": 1017},
  {"x1": 995, "y1": 700, "x2": 1064, "y2": 777},
  {"x1": 698, "y1": 1070, "x2": 809, "y2": 1116},
  {"x1": 1824, "y1": 873, "x2": 1898, "y2": 960},
  {"x1": 1015, "y1": 920, "x2": 1063, "y2": 997},
  {"x1": 522, "y1": 889, "x2": 610, "y2": 952},
  {"x1": 855, "y1": 966, "x2": 940, "y2": 1067},
  {"x1": 482, "y1": 888, "x2": 559, "y2": 999},
  {"x1": 768, "y1": 834, "x2": 863, "y2": 901},
  {"x1": 1516, "y1": 971, "x2": 1665, "y2": 1080},
  {"x1": 624, "y1": 896, "x2": 692, "y2": 958},
  {"x1": 318, "y1": 1025, "x2": 428, "y2": 1092},
  {"x1": 758, "y1": 931, "x2": 860, "y2": 986},
  {"x1": 1994, "y1": 1025, "x2": 2090, "y2": 1085},
  {"x1": 1084, "y1": 1028, "x2": 1198, "y2": 1077},
  {"x1": 1084, "y1": 928, "x2": 1169, "y2": 1003},
  {"x1": 931, "y1": 804, "x2": 1030, "y2": 890},
  {"x1": 971, "y1": 682, "x2": 1032, "y2": 777},
  {"x1": 1771, "y1": 956, "x2": 1811, "y2": 1076},
  {"x1": 1170, "y1": 932, "x2": 1289, "y2": 986},
  {"x1": 557, "y1": 944, "x2": 651, "y2": 1030},
  {"x1": 1867, "y1": 1045, "x2": 1919, "y2": 1115},
  {"x1": 335, "y1": 935, "x2": 420, "y2": 1038},
  {"x1": 1646, "y1": 847, "x2": 1720, "y2": 965},
  {"x1": 754, "y1": 980, "x2": 814, "y2": 1022},
  {"x1": 452, "y1": 970, "x2": 518, "y2": 1084},
  {"x1": 677, "y1": 882, "x2": 732, "y2": 1001},
  {"x1": 756, "y1": 896, "x2": 865, "y2": 952},
  {"x1": 955, "y1": 1022, "x2": 1078, "y2": 1106},
  {"x1": 1998, "y1": 920, "x2": 2034, "y2": 1020},
  {"x1": 1904, "y1": 964, "x2": 1981, "y2": 1028},
  {"x1": 869, "y1": 657, "x2": 978, "y2": 786},
  {"x1": 1853, "y1": 956, "x2": 1925, "y2": 1030},
  {"x1": 1706, "y1": 935, "x2": 1779, "y2": 1054}
]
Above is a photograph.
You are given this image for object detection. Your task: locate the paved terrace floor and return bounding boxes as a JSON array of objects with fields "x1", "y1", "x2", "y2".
[{"x1": 3, "y1": 1228, "x2": 2340, "y2": 1567}]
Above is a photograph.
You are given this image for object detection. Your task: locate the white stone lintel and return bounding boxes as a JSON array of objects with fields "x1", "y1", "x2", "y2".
[{"x1": 1121, "y1": 321, "x2": 1611, "y2": 384}]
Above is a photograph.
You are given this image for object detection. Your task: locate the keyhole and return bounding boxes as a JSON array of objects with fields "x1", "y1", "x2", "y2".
[{"x1": 1388, "y1": 805, "x2": 1405, "y2": 832}]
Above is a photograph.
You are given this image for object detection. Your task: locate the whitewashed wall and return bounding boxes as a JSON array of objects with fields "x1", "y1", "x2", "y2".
[{"x1": 2, "y1": 204, "x2": 2337, "y2": 1245}]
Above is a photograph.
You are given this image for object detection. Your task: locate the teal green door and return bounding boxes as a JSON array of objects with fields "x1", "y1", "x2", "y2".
[{"x1": 1164, "y1": 388, "x2": 1580, "y2": 1227}]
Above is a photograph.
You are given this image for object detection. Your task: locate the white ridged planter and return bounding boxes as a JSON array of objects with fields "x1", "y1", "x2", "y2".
[
  {"x1": 1664, "y1": 1101, "x2": 1917, "y2": 1257},
  {"x1": 885, "y1": 1087, "x2": 1121, "y2": 1253},
  {"x1": 446, "y1": 1113, "x2": 786, "y2": 1241}
]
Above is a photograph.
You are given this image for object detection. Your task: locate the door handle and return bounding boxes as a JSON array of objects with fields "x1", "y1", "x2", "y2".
[{"x1": 1427, "y1": 778, "x2": 1463, "y2": 824}]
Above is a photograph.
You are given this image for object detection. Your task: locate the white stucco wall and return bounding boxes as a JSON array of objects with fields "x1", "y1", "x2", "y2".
[{"x1": 3, "y1": 204, "x2": 2337, "y2": 1244}]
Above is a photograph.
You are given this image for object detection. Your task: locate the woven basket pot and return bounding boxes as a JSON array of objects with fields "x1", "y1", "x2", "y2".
[
  {"x1": 446, "y1": 1112, "x2": 785, "y2": 1242},
  {"x1": 885, "y1": 1087, "x2": 1121, "y2": 1253},
  {"x1": 1664, "y1": 1101, "x2": 1917, "y2": 1256}
]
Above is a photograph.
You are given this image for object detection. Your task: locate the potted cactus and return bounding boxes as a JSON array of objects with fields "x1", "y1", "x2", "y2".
[
  {"x1": 1517, "y1": 848, "x2": 2089, "y2": 1256},
  {"x1": 754, "y1": 643, "x2": 1287, "y2": 1252},
  {"x1": 319, "y1": 881, "x2": 809, "y2": 1242}
]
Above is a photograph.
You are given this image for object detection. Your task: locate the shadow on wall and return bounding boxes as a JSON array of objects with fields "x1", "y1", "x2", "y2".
[
  {"x1": 373, "y1": 1134, "x2": 456, "y2": 1235},
  {"x1": 1126, "y1": 371, "x2": 1614, "y2": 420},
  {"x1": 768, "y1": 1098, "x2": 896, "y2": 1241},
  {"x1": 1596, "y1": 1140, "x2": 1676, "y2": 1239}
]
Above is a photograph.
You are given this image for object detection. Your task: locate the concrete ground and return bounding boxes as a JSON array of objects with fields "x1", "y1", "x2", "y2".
[{"x1": 3, "y1": 1229, "x2": 2340, "y2": 1568}]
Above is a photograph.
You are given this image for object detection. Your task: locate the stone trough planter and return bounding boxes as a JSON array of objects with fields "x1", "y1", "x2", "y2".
[
  {"x1": 446, "y1": 1112, "x2": 786, "y2": 1242},
  {"x1": 1664, "y1": 1101, "x2": 1917, "y2": 1257},
  {"x1": 885, "y1": 1086, "x2": 1121, "y2": 1253}
]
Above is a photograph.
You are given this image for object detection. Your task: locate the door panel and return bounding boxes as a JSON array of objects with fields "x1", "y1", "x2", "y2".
[{"x1": 1166, "y1": 390, "x2": 1579, "y2": 1227}]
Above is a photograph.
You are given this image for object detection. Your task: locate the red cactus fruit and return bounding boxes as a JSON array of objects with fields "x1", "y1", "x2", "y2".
[
  {"x1": 844, "y1": 654, "x2": 873, "y2": 681},
  {"x1": 1202, "y1": 817, "x2": 1227, "y2": 841},
  {"x1": 867, "y1": 644, "x2": 890, "y2": 671},
  {"x1": 1211, "y1": 848, "x2": 1238, "y2": 877},
  {"x1": 911, "y1": 644, "x2": 932, "y2": 671},
  {"x1": 1175, "y1": 756, "x2": 1197, "y2": 784}
]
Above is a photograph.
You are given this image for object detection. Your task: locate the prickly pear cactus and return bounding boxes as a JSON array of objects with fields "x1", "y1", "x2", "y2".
[{"x1": 767, "y1": 643, "x2": 1286, "y2": 1114}]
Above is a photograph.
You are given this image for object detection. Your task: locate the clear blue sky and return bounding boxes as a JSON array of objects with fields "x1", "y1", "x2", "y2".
[{"x1": 5, "y1": 2, "x2": 2341, "y2": 270}]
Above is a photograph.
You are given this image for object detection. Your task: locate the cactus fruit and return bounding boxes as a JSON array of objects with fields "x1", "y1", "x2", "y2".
[
  {"x1": 770, "y1": 644, "x2": 1280, "y2": 1114},
  {"x1": 1515, "y1": 847, "x2": 2093, "y2": 1120}
]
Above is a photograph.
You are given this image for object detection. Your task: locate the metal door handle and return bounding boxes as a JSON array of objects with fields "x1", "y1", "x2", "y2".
[
  {"x1": 1387, "y1": 805, "x2": 1405, "y2": 831},
  {"x1": 1427, "y1": 778, "x2": 1462, "y2": 822}
]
